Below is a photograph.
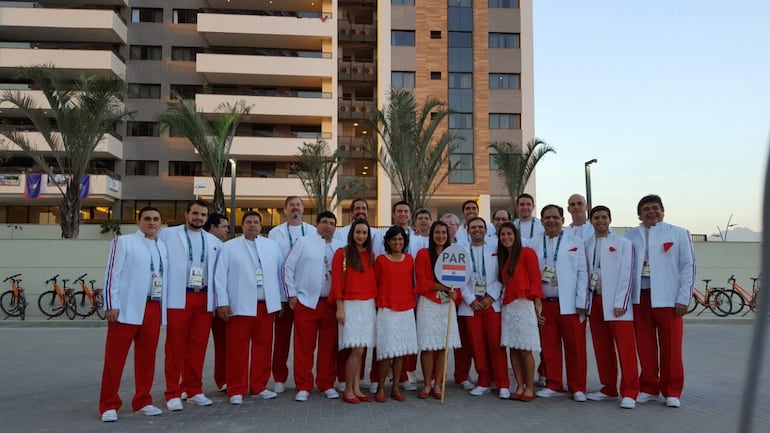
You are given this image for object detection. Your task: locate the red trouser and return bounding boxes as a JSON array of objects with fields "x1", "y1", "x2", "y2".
[
  {"x1": 633, "y1": 291, "x2": 684, "y2": 397},
  {"x1": 453, "y1": 315, "x2": 474, "y2": 384},
  {"x1": 293, "y1": 300, "x2": 338, "y2": 392},
  {"x1": 588, "y1": 295, "x2": 639, "y2": 398},
  {"x1": 540, "y1": 299, "x2": 587, "y2": 394},
  {"x1": 272, "y1": 305, "x2": 293, "y2": 383},
  {"x1": 164, "y1": 292, "x2": 213, "y2": 400},
  {"x1": 465, "y1": 308, "x2": 510, "y2": 388},
  {"x1": 211, "y1": 314, "x2": 227, "y2": 389},
  {"x1": 227, "y1": 303, "x2": 275, "y2": 397},
  {"x1": 99, "y1": 301, "x2": 161, "y2": 413}
]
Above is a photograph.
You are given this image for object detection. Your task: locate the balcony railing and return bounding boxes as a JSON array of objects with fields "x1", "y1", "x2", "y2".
[
  {"x1": 338, "y1": 60, "x2": 376, "y2": 81},
  {"x1": 338, "y1": 98, "x2": 376, "y2": 120},
  {"x1": 338, "y1": 20, "x2": 377, "y2": 42},
  {"x1": 337, "y1": 136, "x2": 374, "y2": 159}
]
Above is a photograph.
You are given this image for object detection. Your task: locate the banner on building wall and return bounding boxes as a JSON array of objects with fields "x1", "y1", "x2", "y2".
[
  {"x1": 24, "y1": 173, "x2": 42, "y2": 199},
  {"x1": 79, "y1": 174, "x2": 90, "y2": 199}
]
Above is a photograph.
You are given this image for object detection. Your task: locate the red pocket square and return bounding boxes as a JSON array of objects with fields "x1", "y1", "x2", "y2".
[
  {"x1": 609, "y1": 246, "x2": 617, "y2": 252},
  {"x1": 568, "y1": 247, "x2": 578, "y2": 252},
  {"x1": 663, "y1": 242, "x2": 674, "y2": 252}
]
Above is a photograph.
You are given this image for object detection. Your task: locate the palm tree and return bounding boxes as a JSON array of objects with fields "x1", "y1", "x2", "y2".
[
  {"x1": 157, "y1": 96, "x2": 252, "y2": 214},
  {"x1": 0, "y1": 66, "x2": 129, "y2": 238},
  {"x1": 367, "y1": 88, "x2": 460, "y2": 210},
  {"x1": 489, "y1": 138, "x2": 556, "y2": 206},
  {"x1": 294, "y1": 138, "x2": 365, "y2": 212}
]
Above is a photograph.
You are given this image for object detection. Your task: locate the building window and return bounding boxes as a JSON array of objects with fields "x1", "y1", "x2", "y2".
[
  {"x1": 125, "y1": 160, "x2": 159, "y2": 176},
  {"x1": 449, "y1": 73, "x2": 472, "y2": 89},
  {"x1": 392, "y1": 71, "x2": 415, "y2": 88},
  {"x1": 489, "y1": 113, "x2": 521, "y2": 129},
  {"x1": 129, "y1": 45, "x2": 162, "y2": 60},
  {"x1": 430, "y1": 71, "x2": 442, "y2": 80},
  {"x1": 391, "y1": 30, "x2": 416, "y2": 46},
  {"x1": 128, "y1": 83, "x2": 161, "y2": 99},
  {"x1": 448, "y1": 1, "x2": 473, "y2": 32},
  {"x1": 127, "y1": 121, "x2": 160, "y2": 137},
  {"x1": 489, "y1": 33, "x2": 520, "y2": 49},
  {"x1": 449, "y1": 154, "x2": 474, "y2": 184},
  {"x1": 131, "y1": 8, "x2": 163, "y2": 23},
  {"x1": 172, "y1": 9, "x2": 197, "y2": 24},
  {"x1": 171, "y1": 46, "x2": 200, "y2": 61},
  {"x1": 489, "y1": 154, "x2": 502, "y2": 170},
  {"x1": 392, "y1": 0, "x2": 415, "y2": 4},
  {"x1": 489, "y1": 0, "x2": 519, "y2": 8},
  {"x1": 170, "y1": 84, "x2": 203, "y2": 100},
  {"x1": 430, "y1": 30, "x2": 442, "y2": 39},
  {"x1": 169, "y1": 161, "x2": 203, "y2": 177},
  {"x1": 489, "y1": 73, "x2": 521, "y2": 89}
]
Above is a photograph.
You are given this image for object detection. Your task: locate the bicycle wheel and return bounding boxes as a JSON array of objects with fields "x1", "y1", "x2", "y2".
[
  {"x1": 19, "y1": 293, "x2": 26, "y2": 321},
  {"x1": 73, "y1": 291, "x2": 93, "y2": 318},
  {"x1": 687, "y1": 294, "x2": 698, "y2": 314},
  {"x1": 0, "y1": 290, "x2": 21, "y2": 317},
  {"x1": 725, "y1": 289, "x2": 745, "y2": 315},
  {"x1": 94, "y1": 292, "x2": 106, "y2": 320},
  {"x1": 38, "y1": 290, "x2": 64, "y2": 317},
  {"x1": 65, "y1": 294, "x2": 77, "y2": 320},
  {"x1": 709, "y1": 289, "x2": 732, "y2": 317}
]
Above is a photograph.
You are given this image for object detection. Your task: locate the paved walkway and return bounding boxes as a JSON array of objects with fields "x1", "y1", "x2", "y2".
[{"x1": 0, "y1": 320, "x2": 768, "y2": 433}]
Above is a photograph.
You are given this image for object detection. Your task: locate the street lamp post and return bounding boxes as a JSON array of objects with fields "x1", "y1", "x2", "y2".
[
  {"x1": 584, "y1": 158, "x2": 598, "y2": 211},
  {"x1": 229, "y1": 158, "x2": 236, "y2": 239}
]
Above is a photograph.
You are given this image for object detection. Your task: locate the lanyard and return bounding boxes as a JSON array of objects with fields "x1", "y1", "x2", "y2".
[
  {"x1": 245, "y1": 238, "x2": 263, "y2": 269},
  {"x1": 542, "y1": 231, "x2": 563, "y2": 263},
  {"x1": 592, "y1": 237, "x2": 602, "y2": 269},
  {"x1": 288, "y1": 223, "x2": 305, "y2": 248},
  {"x1": 470, "y1": 245, "x2": 486, "y2": 277},
  {"x1": 184, "y1": 228, "x2": 206, "y2": 265},
  {"x1": 517, "y1": 219, "x2": 535, "y2": 239},
  {"x1": 146, "y1": 239, "x2": 163, "y2": 274}
]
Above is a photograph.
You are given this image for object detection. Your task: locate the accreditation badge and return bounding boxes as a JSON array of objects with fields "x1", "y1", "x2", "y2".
[
  {"x1": 541, "y1": 266, "x2": 555, "y2": 283},
  {"x1": 150, "y1": 272, "x2": 163, "y2": 301},
  {"x1": 188, "y1": 267, "x2": 204, "y2": 289},
  {"x1": 589, "y1": 272, "x2": 601, "y2": 291},
  {"x1": 256, "y1": 269, "x2": 264, "y2": 287},
  {"x1": 641, "y1": 261, "x2": 651, "y2": 277},
  {"x1": 474, "y1": 279, "x2": 487, "y2": 297}
]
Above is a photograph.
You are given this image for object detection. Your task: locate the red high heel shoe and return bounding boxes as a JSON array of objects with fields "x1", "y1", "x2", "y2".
[
  {"x1": 356, "y1": 395, "x2": 372, "y2": 402},
  {"x1": 342, "y1": 395, "x2": 360, "y2": 404},
  {"x1": 418, "y1": 390, "x2": 431, "y2": 399},
  {"x1": 519, "y1": 393, "x2": 535, "y2": 402},
  {"x1": 391, "y1": 392, "x2": 406, "y2": 402},
  {"x1": 375, "y1": 394, "x2": 387, "y2": 403}
]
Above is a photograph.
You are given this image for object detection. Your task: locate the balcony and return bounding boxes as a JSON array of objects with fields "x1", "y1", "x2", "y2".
[
  {"x1": 228, "y1": 136, "x2": 313, "y2": 159},
  {"x1": 0, "y1": 7, "x2": 127, "y2": 44},
  {"x1": 205, "y1": 0, "x2": 326, "y2": 12},
  {"x1": 2, "y1": 131, "x2": 123, "y2": 159},
  {"x1": 338, "y1": 60, "x2": 376, "y2": 82},
  {"x1": 0, "y1": 89, "x2": 125, "y2": 118},
  {"x1": 338, "y1": 98, "x2": 376, "y2": 120},
  {"x1": 196, "y1": 53, "x2": 333, "y2": 87},
  {"x1": 0, "y1": 173, "x2": 121, "y2": 205},
  {"x1": 192, "y1": 176, "x2": 305, "y2": 199},
  {"x1": 337, "y1": 136, "x2": 373, "y2": 159},
  {"x1": 198, "y1": 12, "x2": 334, "y2": 49},
  {"x1": 196, "y1": 94, "x2": 334, "y2": 123},
  {"x1": 0, "y1": 48, "x2": 125, "y2": 79},
  {"x1": 338, "y1": 21, "x2": 376, "y2": 42}
]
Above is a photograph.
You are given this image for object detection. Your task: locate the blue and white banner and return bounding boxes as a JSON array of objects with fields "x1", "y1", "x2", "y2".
[
  {"x1": 79, "y1": 174, "x2": 90, "y2": 199},
  {"x1": 24, "y1": 173, "x2": 42, "y2": 199}
]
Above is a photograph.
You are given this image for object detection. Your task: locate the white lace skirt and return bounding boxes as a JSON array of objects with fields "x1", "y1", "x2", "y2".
[
  {"x1": 338, "y1": 299, "x2": 376, "y2": 349},
  {"x1": 501, "y1": 298, "x2": 541, "y2": 352},
  {"x1": 416, "y1": 296, "x2": 461, "y2": 351},
  {"x1": 375, "y1": 308, "x2": 418, "y2": 359}
]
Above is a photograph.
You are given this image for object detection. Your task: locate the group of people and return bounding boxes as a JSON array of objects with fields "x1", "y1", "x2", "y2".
[{"x1": 98, "y1": 192, "x2": 695, "y2": 422}]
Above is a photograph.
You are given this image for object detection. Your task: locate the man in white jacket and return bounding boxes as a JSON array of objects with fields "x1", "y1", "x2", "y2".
[
  {"x1": 514, "y1": 193, "x2": 544, "y2": 246},
  {"x1": 99, "y1": 207, "x2": 169, "y2": 422},
  {"x1": 160, "y1": 200, "x2": 222, "y2": 411},
  {"x1": 284, "y1": 211, "x2": 344, "y2": 402},
  {"x1": 626, "y1": 195, "x2": 695, "y2": 408},
  {"x1": 215, "y1": 211, "x2": 284, "y2": 404}
]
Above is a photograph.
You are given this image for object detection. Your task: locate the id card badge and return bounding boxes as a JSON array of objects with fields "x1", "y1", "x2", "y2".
[
  {"x1": 188, "y1": 266, "x2": 204, "y2": 289},
  {"x1": 589, "y1": 272, "x2": 600, "y2": 291},
  {"x1": 150, "y1": 272, "x2": 163, "y2": 301},
  {"x1": 437, "y1": 290, "x2": 450, "y2": 304},
  {"x1": 474, "y1": 279, "x2": 487, "y2": 297},
  {"x1": 542, "y1": 266, "x2": 555, "y2": 283},
  {"x1": 551, "y1": 275, "x2": 559, "y2": 287},
  {"x1": 256, "y1": 269, "x2": 264, "y2": 287},
  {"x1": 641, "y1": 261, "x2": 651, "y2": 277}
]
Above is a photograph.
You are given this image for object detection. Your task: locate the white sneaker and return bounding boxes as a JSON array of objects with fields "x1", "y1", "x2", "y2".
[
  {"x1": 137, "y1": 405, "x2": 162, "y2": 416},
  {"x1": 323, "y1": 388, "x2": 340, "y2": 399},
  {"x1": 180, "y1": 392, "x2": 188, "y2": 400},
  {"x1": 401, "y1": 382, "x2": 418, "y2": 391},
  {"x1": 337, "y1": 382, "x2": 346, "y2": 392},
  {"x1": 188, "y1": 393, "x2": 213, "y2": 406},
  {"x1": 637, "y1": 392, "x2": 659, "y2": 403},
  {"x1": 273, "y1": 382, "x2": 286, "y2": 393},
  {"x1": 460, "y1": 380, "x2": 475, "y2": 390},
  {"x1": 586, "y1": 391, "x2": 613, "y2": 401},
  {"x1": 257, "y1": 389, "x2": 278, "y2": 400},
  {"x1": 665, "y1": 397, "x2": 681, "y2": 408},
  {"x1": 536, "y1": 388, "x2": 563, "y2": 398},
  {"x1": 499, "y1": 388, "x2": 511, "y2": 399},
  {"x1": 101, "y1": 409, "x2": 118, "y2": 422},
  {"x1": 229, "y1": 395, "x2": 243, "y2": 405},
  {"x1": 620, "y1": 397, "x2": 637, "y2": 409},
  {"x1": 469, "y1": 386, "x2": 490, "y2": 396},
  {"x1": 294, "y1": 391, "x2": 310, "y2": 402},
  {"x1": 407, "y1": 371, "x2": 418, "y2": 384},
  {"x1": 573, "y1": 391, "x2": 587, "y2": 402},
  {"x1": 166, "y1": 398, "x2": 183, "y2": 411},
  {"x1": 369, "y1": 382, "x2": 379, "y2": 393}
]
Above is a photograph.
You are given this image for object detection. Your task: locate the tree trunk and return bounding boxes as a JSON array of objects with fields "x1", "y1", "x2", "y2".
[
  {"x1": 213, "y1": 180, "x2": 226, "y2": 215},
  {"x1": 60, "y1": 180, "x2": 82, "y2": 239}
]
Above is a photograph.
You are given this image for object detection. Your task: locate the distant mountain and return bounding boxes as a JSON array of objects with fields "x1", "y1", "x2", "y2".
[{"x1": 709, "y1": 226, "x2": 762, "y2": 242}]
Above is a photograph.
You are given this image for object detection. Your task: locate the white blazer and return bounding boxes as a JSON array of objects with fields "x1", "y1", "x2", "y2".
[
  {"x1": 532, "y1": 230, "x2": 589, "y2": 314},
  {"x1": 104, "y1": 230, "x2": 169, "y2": 325},
  {"x1": 585, "y1": 232, "x2": 634, "y2": 321},
  {"x1": 626, "y1": 222, "x2": 696, "y2": 308},
  {"x1": 268, "y1": 221, "x2": 315, "y2": 258},
  {"x1": 214, "y1": 236, "x2": 283, "y2": 316},
  {"x1": 159, "y1": 225, "x2": 222, "y2": 311},
  {"x1": 459, "y1": 243, "x2": 503, "y2": 316},
  {"x1": 514, "y1": 218, "x2": 545, "y2": 247},
  {"x1": 455, "y1": 222, "x2": 497, "y2": 247},
  {"x1": 283, "y1": 234, "x2": 344, "y2": 309},
  {"x1": 568, "y1": 223, "x2": 595, "y2": 241}
]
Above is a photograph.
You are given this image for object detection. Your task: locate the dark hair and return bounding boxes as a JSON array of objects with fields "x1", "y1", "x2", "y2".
[
  {"x1": 316, "y1": 211, "x2": 337, "y2": 224},
  {"x1": 589, "y1": 205, "x2": 612, "y2": 219},
  {"x1": 493, "y1": 209, "x2": 512, "y2": 220},
  {"x1": 392, "y1": 200, "x2": 411, "y2": 214},
  {"x1": 414, "y1": 208, "x2": 432, "y2": 220},
  {"x1": 383, "y1": 225, "x2": 409, "y2": 253},
  {"x1": 284, "y1": 196, "x2": 302, "y2": 207},
  {"x1": 466, "y1": 216, "x2": 487, "y2": 230},
  {"x1": 516, "y1": 193, "x2": 534, "y2": 206},
  {"x1": 637, "y1": 194, "x2": 664, "y2": 215},
  {"x1": 138, "y1": 206, "x2": 161, "y2": 220},
  {"x1": 540, "y1": 204, "x2": 564, "y2": 218},
  {"x1": 186, "y1": 199, "x2": 210, "y2": 213},
  {"x1": 203, "y1": 212, "x2": 228, "y2": 231},
  {"x1": 428, "y1": 221, "x2": 449, "y2": 270},
  {"x1": 345, "y1": 219, "x2": 374, "y2": 272},
  {"x1": 496, "y1": 222, "x2": 522, "y2": 281},
  {"x1": 241, "y1": 210, "x2": 262, "y2": 225},
  {"x1": 461, "y1": 199, "x2": 478, "y2": 212},
  {"x1": 349, "y1": 197, "x2": 368, "y2": 212}
]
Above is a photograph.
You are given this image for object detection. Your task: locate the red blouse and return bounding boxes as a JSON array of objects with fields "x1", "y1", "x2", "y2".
[
  {"x1": 375, "y1": 254, "x2": 416, "y2": 311},
  {"x1": 414, "y1": 248, "x2": 463, "y2": 305},
  {"x1": 329, "y1": 248, "x2": 377, "y2": 302},
  {"x1": 500, "y1": 247, "x2": 544, "y2": 305}
]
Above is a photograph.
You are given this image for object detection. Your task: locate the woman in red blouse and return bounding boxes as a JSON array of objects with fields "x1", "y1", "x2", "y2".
[
  {"x1": 415, "y1": 221, "x2": 462, "y2": 400},
  {"x1": 329, "y1": 220, "x2": 376, "y2": 404},
  {"x1": 497, "y1": 222, "x2": 544, "y2": 401},
  {"x1": 373, "y1": 226, "x2": 418, "y2": 402}
]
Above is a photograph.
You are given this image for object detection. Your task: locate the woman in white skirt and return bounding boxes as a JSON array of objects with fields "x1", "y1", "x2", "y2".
[
  {"x1": 414, "y1": 221, "x2": 462, "y2": 400},
  {"x1": 373, "y1": 226, "x2": 418, "y2": 402},
  {"x1": 329, "y1": 220, "x2": 377, "y2": 404},
  {"x1": 497, "y1": 222, "x2": 544, "y2": 401}
]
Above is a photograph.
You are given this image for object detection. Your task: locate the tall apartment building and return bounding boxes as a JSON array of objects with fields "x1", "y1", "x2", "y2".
[{"x1": 0, "y1": 0, "x2": 532, "y2": 228}]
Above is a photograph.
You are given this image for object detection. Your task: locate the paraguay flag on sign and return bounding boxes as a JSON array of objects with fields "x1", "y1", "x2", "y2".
[{"x1": 434, "y1": 244, "x2": 469, "y2": 287}]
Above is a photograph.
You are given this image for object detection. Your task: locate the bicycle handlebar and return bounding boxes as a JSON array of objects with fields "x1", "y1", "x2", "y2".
[
  {"x1": 728, "y1": 274, "x2": 736, "y2": 282},
  {"x1": 74, "y1": 273, "x2": 88, "y2": 283},
  {"x1": 3, "y1": 273, "x2": 22, "y2": 282},
  {"x1": 45, "y1": 274, "x2": 60, "y2": 284}
]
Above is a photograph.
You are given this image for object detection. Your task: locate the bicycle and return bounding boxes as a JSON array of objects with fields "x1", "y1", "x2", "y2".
[
  {"x1": 687, "y1": 279, "x2": 732, "y2": 317},
  {"x1": 37, "y1": 274, "x2": 77, "y2": 320},
  {"x1": 723, "y1": 275, "x2": 760, "y2": 316},
  {"x1": 72, "y1": 274, "x2": 106, "y2": 320},
  {"x1": 1, "y1": 273, "x2": 27, "y2": 320}
]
